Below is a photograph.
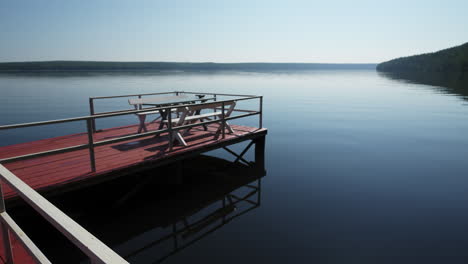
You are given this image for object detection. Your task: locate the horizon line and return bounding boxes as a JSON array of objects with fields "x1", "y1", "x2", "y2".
[{"x1": 0, "y1": 60, "x2": 379, "y2": 65}]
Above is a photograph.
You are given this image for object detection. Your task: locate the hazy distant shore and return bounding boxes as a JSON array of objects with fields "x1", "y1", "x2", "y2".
[{"x1": 0, "y1": 61, "x2": 376, "y2": 72}]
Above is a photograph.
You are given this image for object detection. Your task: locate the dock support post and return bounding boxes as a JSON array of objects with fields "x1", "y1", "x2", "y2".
[
  {"x1": 0, "y1": 184, "x2": 13, "y2": 264},
  {"x1": 254, "y1": 136, "x2": 266, "y2": 169},
  {"x1": 89, "y1": 98, "x2": 96, "y2": 133},
  {"x1": 86, "y1": 119, "x2": 96, "y2": 172}
]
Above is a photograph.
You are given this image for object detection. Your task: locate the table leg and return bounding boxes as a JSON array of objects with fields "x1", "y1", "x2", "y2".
[
  {"x1": 138, "y1": 115, "x2": 148, "y2": 133},
  {"x1": 158, "y1": 109, "x2": 168, "y2": 130},
  {"x1": 194, "y1": 109, "x2": 208, "y2": 131},
  {"x1": 196, "y1": 96, "x2": 209, "y2": 131}
]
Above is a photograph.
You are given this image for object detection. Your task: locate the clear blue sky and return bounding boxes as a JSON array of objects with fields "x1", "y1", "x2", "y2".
[{"x1": 1, "y1": 0, "x2": 467, "y2": 63}]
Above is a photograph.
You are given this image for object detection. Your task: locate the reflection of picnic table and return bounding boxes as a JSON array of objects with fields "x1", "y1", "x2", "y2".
[{"x1": 128, "y1": 95, "x2": 212, "y2": 133}]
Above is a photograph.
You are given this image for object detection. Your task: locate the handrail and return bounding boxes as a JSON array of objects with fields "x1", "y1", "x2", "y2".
[
  {"x1": 0, "y1": 164, "x2": 128, "y2": 263},
  {"x1": 90, "y1": 91, "x2": 176, "y2": 100},
  {"x1": 89, "y1": 91, "x2": 258, "y2": 100},
  {"x1": 0, "y1": 97, "x2": 260, "y2": 130},
  {"x1": 0, "y1": 112, "x2": 261, "y2": 164},
  {"x1": 0, "y1": 107, "x2": 261, "y2": 167},
  {"x1": 88, "y1": 91, "x2": 256, "y2": 130},
  {"x1": 0, "y1": 92, "x2": 263, "y2": 173},
  {"x1": 179, "y1": 91, "x2": 258, "y2": 98},
  {"x1": 0, "y1": 144, "x2": 89, "y2": 163}
]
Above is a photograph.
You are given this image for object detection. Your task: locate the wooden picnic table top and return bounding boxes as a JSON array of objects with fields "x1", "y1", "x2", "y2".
[{"x1": 128, "y1": 95, "x2": 209, "y2": 106}]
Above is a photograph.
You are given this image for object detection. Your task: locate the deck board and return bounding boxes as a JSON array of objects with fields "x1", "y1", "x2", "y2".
[{"x1": 0, "y1": 121, "x2": 266, "y2": 200}]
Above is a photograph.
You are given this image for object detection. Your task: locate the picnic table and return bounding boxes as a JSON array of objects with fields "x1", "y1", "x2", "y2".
[
  {"x1": 162, "y1": 100, "x2": 237, "y2": 146},
  {"x1": 128, "y1": 94, "x2": 211, "y2": 133}
]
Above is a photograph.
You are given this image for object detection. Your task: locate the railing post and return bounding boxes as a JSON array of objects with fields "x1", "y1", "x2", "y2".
[
  {"x1": 0, "y1": 181, "x2": 6, "y2": 214},
  {"x1": 221, "y1": 102, "x2": 226, "y2": 139},
  {"x1": 86, "y1": 119, "x2": 96, "y2": 172},
  {"x1": 259, "y1": 96, "x2": 263, "y2": 128},
  {"x1": 168, "y1": 107, "x2": 173, "y2": 151},
  {"x1": 89, "y1": 98, "x2": 96, "y2": 133},
  {"x1": 0, "y1": 183, "x2": 13, "y2": 264},
  {"x1": 213, "y1": 94, "x2": 217, "y2": 119}
]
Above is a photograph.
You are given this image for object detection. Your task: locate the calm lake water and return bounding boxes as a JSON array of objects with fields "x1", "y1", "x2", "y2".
[{"x1": 1, "y1": 69, "x2": 468, "y2": 263}]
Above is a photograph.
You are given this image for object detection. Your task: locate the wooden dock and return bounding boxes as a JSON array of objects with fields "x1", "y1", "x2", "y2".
[
  {"x1": 0, "y1": 91, "x2": 266, "y2": 263},
  {"x1": 0, "y1": 122, "x2": 266, "y2": 201}
]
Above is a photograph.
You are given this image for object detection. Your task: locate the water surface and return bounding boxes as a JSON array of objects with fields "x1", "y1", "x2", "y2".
[{"x1": 1, "y1": 70, "x2": 468, "y2": 263}]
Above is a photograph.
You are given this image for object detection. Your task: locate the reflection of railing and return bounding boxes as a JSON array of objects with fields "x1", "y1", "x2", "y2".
[
  {"x1": 0, "y1": 164, "x2": 128, "y2": 264},
  {"x1": 123, "y1": 178, "x2": 262, "y2": 263},
  {"x1": 0, "y1": 91, "x2": 263, "y2": 172}
]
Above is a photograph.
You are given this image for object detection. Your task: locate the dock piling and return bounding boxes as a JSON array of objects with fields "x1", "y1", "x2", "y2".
[{"x1": 254, "y1": 136, "x2": 266, "y2": 169}]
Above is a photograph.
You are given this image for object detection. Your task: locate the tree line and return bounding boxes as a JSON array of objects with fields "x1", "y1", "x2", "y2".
[
  {"x1": 0, "y1": 61, "x2": 376, "y2": 72},
  {"x1": 377, "y1": 42, "x2": 468, "y2": 72}
]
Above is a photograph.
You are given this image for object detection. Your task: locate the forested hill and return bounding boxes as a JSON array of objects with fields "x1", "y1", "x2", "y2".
[
  {"x1": 0, "y1": 61, "x2": 376, "y2": 72},
  {"x1": 377, "y1": 42, "x2": 468, "y2": 72}
]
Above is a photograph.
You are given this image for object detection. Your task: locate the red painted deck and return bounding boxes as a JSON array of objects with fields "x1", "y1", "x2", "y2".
[
  {"x1": 0, "y1": 122, "x2": 266, "y2": 201},
  {"x1": 0, "y1": 227, "x2": 36, "y2": 264}
]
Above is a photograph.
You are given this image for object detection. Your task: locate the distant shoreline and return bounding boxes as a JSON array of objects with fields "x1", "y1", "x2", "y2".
[
  {"x1": 0, "y1": 61, "x2": 376, "y2": 72},
  {"x1": 377, "y1": 42, "x2": 468, "y2": 73}
]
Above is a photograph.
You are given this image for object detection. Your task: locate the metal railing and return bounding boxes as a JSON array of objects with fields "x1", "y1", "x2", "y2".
[
  {"x1": 88, "y1": 91, "x2": 262, "y2": 132},
  {"x1": 0, "y1": 164, "x2": 129, "y2": 264},
  {"x1": 0, "y1": 91, "x2": 263, "y2": 173}
]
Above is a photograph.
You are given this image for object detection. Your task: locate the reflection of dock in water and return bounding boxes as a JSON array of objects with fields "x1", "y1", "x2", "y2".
[
  {"x1": 122, "y1": 156, "x2": 264, "y2": 263},
  {"x1": 8, "y1": 154, "x2": 266, "y2": 263}
]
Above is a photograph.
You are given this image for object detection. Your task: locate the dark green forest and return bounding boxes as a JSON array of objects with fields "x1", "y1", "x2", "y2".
[
  {"x1": 377, "y1": 42, "x2": 468, "y2": 72},
  {"x1": 0, "y1": 61, "x2": 375, "y2": 72}
]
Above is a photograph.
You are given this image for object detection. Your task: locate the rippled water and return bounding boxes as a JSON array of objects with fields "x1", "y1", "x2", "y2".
[{"x1": 1, "y1": 70, "x2": 468, "y2": 263}]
